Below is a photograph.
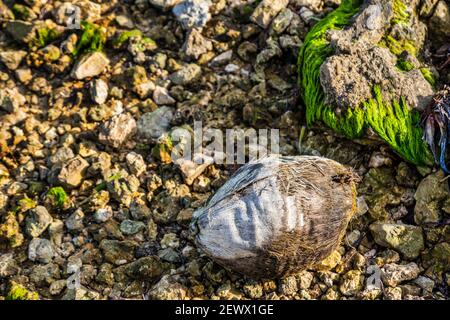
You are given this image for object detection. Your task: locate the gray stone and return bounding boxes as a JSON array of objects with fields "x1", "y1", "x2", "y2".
[
  {"x1": 299, "y1": 6, "x2": 315, "y2": 24},
  {"x1": 48, "y1": 219, "x2": 64, "y2": 247},
  {"x1": 250, "y1": 0, "x2": 289, "y2": 29},
  {"x1": 279, "y1": 275, "x2": 298, "y2": 296},
  {"x1": 0, "y1": 253, "x2": 20, "y2": 278},
  {"x1": 182, "y1": 28, "x2": 212, "y2": 59},
  {"x1": 172, "y1": 0, "x2": 211, "y2": 30},
  {"x1": 57, "y1": 156, "x2": 89, "y2": 188},
  {"x1": 90, "y1": 78, "x2": 109, "y2": 105},
  {"x1": 65, "y1": 209, "x2": 84, "y2": 231},
  {"x1": 126, "y1": 152, "x2": 146, "y2": 177},
  {"x1": 428, "y1": 1, "x2": 450, "y2": 45},
  {"x1": 271, "y1": 8, "x2": 294, "y2": 34},
  {"x1": 48, "y1": 147, "x2": 75, "y2": 167},
  {"x1": 381, "y1": 263, "x2": 421, "y2": 287},
  {"x1": 0, "y1": 50, "x2": 27, "y2": 70},
  {"x1": 130, "y1": 199, "x2": 151, "y2": 220},
  {"x1": 149, "y1": 275, "x2": 188, "y2": 299},
  {"x1": 153, "y1": 86, "x2": 176, "y2": 105},
  {"x1": 100, "y1": 239, "x2": 137, "y2": 265},
  {"x1": 54, "y1": 2, "x2": 82, "y2": 26},
  {"x1": 157, "y1": 247, "x2": 181, "y2": 263},
  {"x1": 94, "y1": 207, "x2": 113, "y2": 223},
  {"x1": 339, "y1": 270, "x2": 364, "y2": 296},
  {"x1": 28, "y1": 238, "x2": 55, "y2": 263},
  {"x1": 414, "y1": 276, "x2": 435, "y2": 293},
  {"x1": 210, "y1": 50, "x2": 232, "y2": 66},
  {"x1": 25, "y1": 206, "x2": 53, "y2": 238},
  {"x1": 320, "y1": 45, "x2": 433, "y2": 111},
  {"x1": 0, "y1": 88, "x2": 26, "y2": 113},
  {"x1": 71, "y1": 52, "x2": 109, "y2": 80},
  {"x1": 169, "y1": 63, "x2": 201, "y2": 85},
  {"x1": 120, "y1": 219, "x2": 146, "y2": 235},
  {"x1": 175, "y1": 156, "x2": 211, "y2": 185},
  {"x1": 5, "y1": 21, "x2": 35, "y2": 43},
  {"x1": 369, "y1": 222, "x2": 424, "y2": 259},
  {"x1": 414, "y1": 170, "x2": 449, "y2": 225},
  {"x1": 149, "y1": 0, "x2": 181, "y2": 10},
  {"x1": 137, "y1": 106, "x2": 174, "y2": 140},
  {"x1": 122, "y1": 256, "x2": 170, "y2": 280},
  {"x1": 99, "y1": 113, "x2": 137, "y2": 148}
]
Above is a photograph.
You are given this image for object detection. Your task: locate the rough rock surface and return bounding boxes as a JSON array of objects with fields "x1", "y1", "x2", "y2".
[
  {"x1": 320, "y1": 0, "x2": 433, "y2": 111},
  {"x1": 71, "y1": 52, "x2": 110, "y2": 80}
]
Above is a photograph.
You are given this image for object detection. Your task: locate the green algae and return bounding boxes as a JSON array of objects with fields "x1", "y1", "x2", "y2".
[
  {"x1": 113, "y1": 29, "x2": 143, "y2": 48},
  {"x1": 33, "y1": 27, "x2": 60, "y2": 48},
  {"x1": 46, "y1": 186, "x2": 68, "y2": 207},
  {"x1": 113, "y1": 29, "x2": 157, "y2": 52},
  {"x1": 72, "y1": 21, "x2": 106, "y2": 57},
  {"x1": 392, "y1": 0, "x2": 410, "y2": 25},
  {"x1": 12, "y1": 4, "x2": 31, "y2": 20},
  {"x1": 420, "y1": 68, "x2": 435, "y2": 87},
  {"x1": 6, "y1": 282, "x2": 39, "y2": 300},
  {"x1": 396, "y1": 58, "x2": 415, "y2": 71},
  {"x1": 16, "y1": 195, "x2": 37, "y2": 213},
  {"x1": 298, "y1": 0, "x2": 433, "y2": 166}
]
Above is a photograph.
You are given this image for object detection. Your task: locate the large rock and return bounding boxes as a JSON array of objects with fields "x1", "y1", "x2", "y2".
[
  {"x1": 25, "y1": 206, "x2": 53, "y2": 238},
  {"x1": 28, "y1": 238, "x2": 55, "y2": 264},
  {"x1": 320, "y1": 45, "x2": 433, "y2": 110},
  {"x1": 137, "y1": 106, "x2": 174, "y2": 140},
  {"x1": 99, "y1": 113, "x2": 137, "y2": 148},
  {"x1": 71, "y1": 52, "x2": 109, "y2": 79},
  {"x1": 370, "y1": 222, "x2": 424, "y2": 259},
  {"x1": 318, "y1": 0, "x2": 433, "y2": 111},
  {"x1": 250, "y1": 0, "x2": 289, "y2": 29},
  {"x1": 414, "y1": 170, "x2": 449, "y2": 225}
]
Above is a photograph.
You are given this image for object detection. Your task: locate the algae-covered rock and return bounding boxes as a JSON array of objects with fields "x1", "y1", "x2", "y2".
[
  {"x1": 298, "y1": 0, "x2": 435, "y2": 167},
  {"x1": 414, "y1": 170, "x2": 449, "y2": 225},
  {"x1": 0, "y1": 212, "x2": 24, "y2": 248},
  {"x1": 6, "y1": 282, "x2": 39, "y2": 300},
  {"x1": 370, "y1": 222, "x2": 424, "y2": 259}
]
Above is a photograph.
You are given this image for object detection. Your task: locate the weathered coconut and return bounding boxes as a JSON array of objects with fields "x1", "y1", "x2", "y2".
[{"x1": 190, "y1": 156, "x2": 357, "y2": 279}]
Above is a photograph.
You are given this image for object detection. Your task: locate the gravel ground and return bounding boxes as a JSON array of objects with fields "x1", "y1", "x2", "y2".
[{"x1": 0, "y1": 0, "x2": 449, "y2": 300}]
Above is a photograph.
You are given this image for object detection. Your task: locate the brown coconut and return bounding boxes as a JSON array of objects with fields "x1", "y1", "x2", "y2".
[{"x1": 190, "y1": 155, "x2": 357, "y2": 279}]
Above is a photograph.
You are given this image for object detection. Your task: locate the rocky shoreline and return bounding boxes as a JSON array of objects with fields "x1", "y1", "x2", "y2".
[{"x1": 0, "y1": 0, "x2": 449, "y2": 300}]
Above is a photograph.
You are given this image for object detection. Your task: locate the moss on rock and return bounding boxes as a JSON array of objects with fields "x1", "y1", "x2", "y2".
[{"x1": 298, "y1": 0, "x2": 434, "y2": 166}]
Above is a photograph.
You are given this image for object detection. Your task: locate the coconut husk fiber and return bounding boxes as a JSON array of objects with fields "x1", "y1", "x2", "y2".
[{"x1": 190, "y1": 155, "x2": 357, "y2": 279}]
